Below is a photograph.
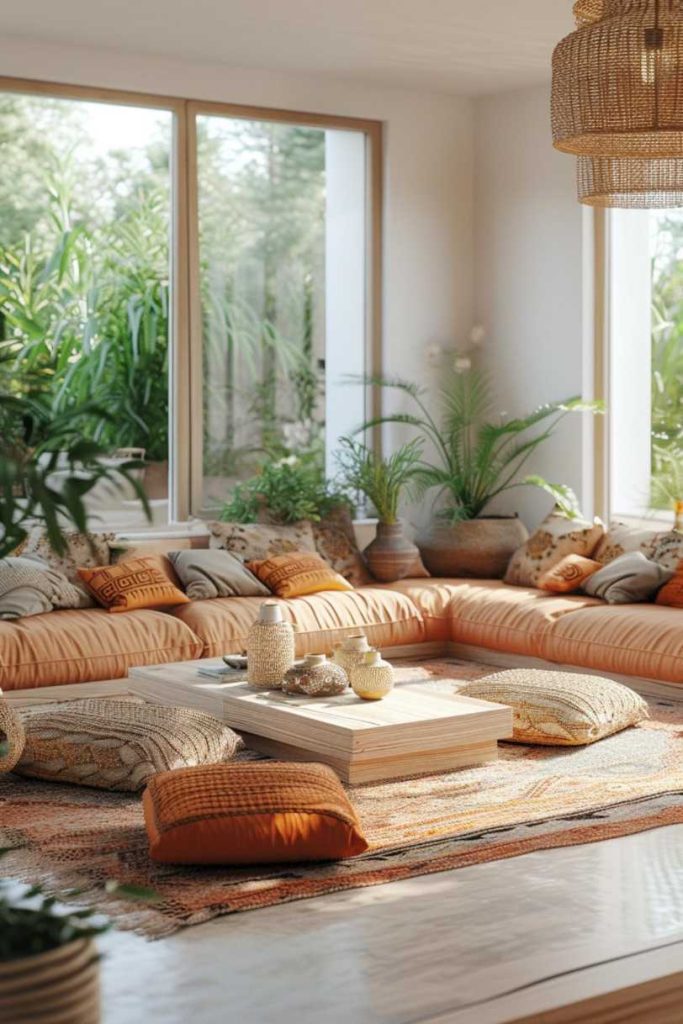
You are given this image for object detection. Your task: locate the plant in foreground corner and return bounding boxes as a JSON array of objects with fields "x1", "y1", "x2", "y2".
[
  {"x1": 336, "y1": 437, "x2": 424, "y2": 524},
  {"x1": 357, "y1": 368, "x2": 603, "y2": 521}
]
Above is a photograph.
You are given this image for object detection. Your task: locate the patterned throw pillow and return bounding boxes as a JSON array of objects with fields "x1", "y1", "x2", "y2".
[
  {"x1": 78, "y1": 556, "x2": 189, "y2": 613},
  {"x1": 649, "y1": 531, "x2": 683, "y2": 572},
  {"x1": 209, "y1": 521, "x2": 316, "y2": 561},
  {"x1": 504, "y1": 513, "x2": 604, "y2": 588},
  {"x1": 537, "y1": 554, "x2": 601, "y2": 594},
  {"x1": 247, "y1": 551, "x2": 354, "y2": 599},
  {"x1": 143, "y1": 761, "x2": 369, "y2": 864},
  {"x1": 312, "y1": 507, "x2": 372, "y2": 587},
  {"x1": 15, "y1": 700, "x2": 243, "y2": 792},
  {"x1": 0, "y1": 555, "x2": 91, "y2": 619},
  {"x1": 583, "y1": 551, "x2": 673, "y2": 604},
  {"x1": 592, "y1": 521, "x2": 660, "y2": 566},
  {"x1": 459, "y1": 669, "x2": 649, "y2": 746},
  {"x1": 13, "y1": 528, "x2": 116, "y2": 606}
]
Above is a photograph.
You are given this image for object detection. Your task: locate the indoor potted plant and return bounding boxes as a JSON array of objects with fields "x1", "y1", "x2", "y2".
[
  {"x1": 0, "y1": 870, "x2": 109, "y2": 1023},
  {"x1": 220, "y1": 455, "x2": 351, "y2": 525},
  {"x1": 336, "y1": 436, "x2": 423, "y2": 581},
  {"x1": 358, "y1": 368, "x2": 600, "y2": 577}
]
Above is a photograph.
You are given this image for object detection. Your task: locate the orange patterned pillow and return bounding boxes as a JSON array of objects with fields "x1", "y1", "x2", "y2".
[
  {"x1": 656, "y1": 560, "x2": 683, "y2": 608},
  {"x1": 538, "y1": 554, "x2": 601, "y2": 594},
  {"x1": 143, "y1": 762, "x2": 369, "y2": 864},
  {"x1": 246, "y1": 551, "x2": 353, "y2": 598},
  {"x1": 78, "y1": 556, "x2": 189, "y2": 613}
]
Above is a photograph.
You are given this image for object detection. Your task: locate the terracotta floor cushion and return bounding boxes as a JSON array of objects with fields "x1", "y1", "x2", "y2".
[
  {"x1": 446, "y1": 580, "x2": 602, "y2": 659},
  {"x1": 0, "y1": 608, "x2": 203, "y2": 691},
  {"x1": 170, "y1": 587, "x2": 426, "y2": 659},
  {"x1": 540, "y1": 603, "x2": 683, "y2": 683}
]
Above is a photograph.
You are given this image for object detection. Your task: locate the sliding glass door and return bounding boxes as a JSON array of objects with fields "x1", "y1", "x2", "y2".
[{"x1": 0, "y1": 80, "x2": 381, "y2": 523}]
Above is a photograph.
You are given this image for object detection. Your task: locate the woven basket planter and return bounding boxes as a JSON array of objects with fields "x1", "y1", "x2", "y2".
[{"x1": 0, "y1": 938, "x2": 100, "y2": 1024}]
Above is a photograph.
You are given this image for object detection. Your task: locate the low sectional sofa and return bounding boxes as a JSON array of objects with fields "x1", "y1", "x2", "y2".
[{"x1": 3, "y1": 569, "x2": 682, "y2": 695}]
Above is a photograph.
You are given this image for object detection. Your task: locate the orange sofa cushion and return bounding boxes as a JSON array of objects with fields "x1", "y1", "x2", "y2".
[
  {"x1": 448, "y1": 580, "x2": 601, "y2": 658},
  {"x1": 378, "y1": 578, "x2": 469, "y2": 642},
  {"x1": 540, "y1": 604, "x2": 683, "y2": 683},
  {"x1": 143, "y1": 762, "x2": 368, "y2": 864},
  {"x1": 538, "y1": 555, "x2": 602, "y2": 594},
  {"x1": 78, "y1": 556, "x2": 189, "y2": 613},
  {"x1": 0, "y1": 608, "x2": 203, "y2": 691},
  {"x1": 170, "y1": 587, "x2": 425, "y2": 658},
  {"x1": 656, "y1": 560, "x2": 683, "y2": 608},
  {"x1": 246, "y1": 552, "x2": 353, "y2": 599}
]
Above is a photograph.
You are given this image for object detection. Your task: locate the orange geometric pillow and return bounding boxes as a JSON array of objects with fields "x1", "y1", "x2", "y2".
[
  {"x1": 246, "y1": 551, "x2": 353, "y2": 599},
  {"x1": 143, "y1": 762, "x2": 369, "y2": 864},
  {"x1": 537, "y1": 554, "x2": 602, "y2": 594},
  {"x1": 656, "y1": 559, "x2": 683, "y2": 608},
  {"x1": 78, "y1": 556, "x2": 189, "y2": 613}
]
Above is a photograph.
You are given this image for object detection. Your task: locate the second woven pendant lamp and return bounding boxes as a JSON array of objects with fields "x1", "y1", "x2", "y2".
[{"x1": 552, "y1": 0, "x2": 683, "y2": 159}]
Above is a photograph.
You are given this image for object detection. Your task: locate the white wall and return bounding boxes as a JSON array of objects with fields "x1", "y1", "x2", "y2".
[
  {"x1": 473, "y1": 84, "x2": 591, "y2": 529},
  {"x1": 0, "y1": 37, "x2": 474, "y2": 476}
]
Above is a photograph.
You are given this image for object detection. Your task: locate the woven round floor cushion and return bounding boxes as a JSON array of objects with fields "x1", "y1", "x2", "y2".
[
  {"x1": 460, "y1": 669, "x2": 649, "y2": 746},
  {"x1": 14, "y1": 699, "x2": 243, "y2": 792}
]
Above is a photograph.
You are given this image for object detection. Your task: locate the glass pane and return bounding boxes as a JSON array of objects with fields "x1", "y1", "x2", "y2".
[
  {"x1": 196, "y1": 115, "x2": 367, "y2": 511},
  {"x1": 0, "y1": 93, "x2": 173, "y2": 527}
]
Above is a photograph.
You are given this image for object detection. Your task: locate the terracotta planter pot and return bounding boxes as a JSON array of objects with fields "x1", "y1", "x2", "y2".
[
  {"x1": 0, "y1": 938, "x2": 100, "y2": 1024},
  {"x1": 363, "y1": 521, "x2": 420, "y2": 583},
  {"x1": 416, "y1": 515, "x2": 528, "y2": 579}
]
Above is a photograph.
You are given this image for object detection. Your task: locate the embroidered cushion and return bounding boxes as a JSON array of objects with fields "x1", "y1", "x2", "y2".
[
  {"x1": 143, "y1": 761, "x2": 369, "y2": 864},
  {"x1": 459, "y1": 669, "x2": 649, "y2": 746},
  {"x1": 504, "y1": 512, "x2": 604, "y2": 588},
  {"x1": 13, "y1": 528, "x2": 115, "y2": 606},
  {"x1": 311, "y1": 507, "x2": 373, "y2": 586},
  {"x1": 15, "y1": 700, "x2": 243, "y2": 791},
  {"x1": 78, "y1": 556, "x2": 189, "y2": 613},
  {"x1": 168, "y1": 549, "x2": 269, "y2": 600},
  {"x1": 592, "y1": 521, "x2": 660, "y2": 566},
  {"x1": 209, "y1": 521, "x2": 317, "y2": 561},
  {"x1": 246, "y1": 551, "x2": 354, "y2": 598},
  {"x1": 649, "y1": 531, "x2": 683, "y2": 572},
  {"x1": 583, "y1": 552, "x2": 673, "y2": 604},
  {"x1": 537, "y1": 554, "x2": 602, "y2": 594}
]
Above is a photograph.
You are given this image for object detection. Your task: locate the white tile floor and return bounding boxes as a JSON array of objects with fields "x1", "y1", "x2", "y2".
[{"x1": 100, "y1": 825, "x2": 683, "y2": 1024}]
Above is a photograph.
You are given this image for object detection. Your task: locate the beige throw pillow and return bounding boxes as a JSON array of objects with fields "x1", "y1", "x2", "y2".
[
  {"x1": 15, "y1": 700, "x2": 244, "y2": 792},
  {"x1": 504, "y1": 512, "x2": 604, "y2": 588},
  {"x1": 208, "y1": 521, "x2": 317, "y2": 561},
  {"x1": 459, "y1": 669, "x2": 649, "y2": 746},
  {"x1": 592, "y1": 521, "x2": 660, "y2": 566},
  {"x1": 13, "y1": 528, "x2": 115, "y2": 607},
  {"x1": 169, "y1": 548, "x2": 270, "y2": 600},
  {"x1": 0, "y1": 555, "x2": 90, "y2": 619}
]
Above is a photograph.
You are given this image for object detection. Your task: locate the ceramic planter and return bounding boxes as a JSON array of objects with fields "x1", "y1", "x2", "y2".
[
  {"x1": 416, "y1": 515, "x2": 528, "y2": 578},
  {"x1": 0, "y1": 938, "x2": 100, "y2": 1024},
  {"x1": 363, "y1": 520, "x2": 419, "y2": 583}
]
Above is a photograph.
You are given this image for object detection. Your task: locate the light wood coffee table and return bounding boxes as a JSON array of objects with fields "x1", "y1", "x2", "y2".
[{"x1": 128, "y1": 658, "x2": 513, "y2": 783}]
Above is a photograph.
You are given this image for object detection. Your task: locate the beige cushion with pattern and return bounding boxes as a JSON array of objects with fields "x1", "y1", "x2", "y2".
[
  {"x1": 459, "y1": 669, "x2": 649, "y2": 746},
  {"x1": 15, "y1": 700, "x2": 243, "y2": 791},
  {"x1": 504, "y1": 512, "x2": 604, "y2": 588},
  {"x1": 208, "y1": 521, "x2": 316, "y2": 561}
]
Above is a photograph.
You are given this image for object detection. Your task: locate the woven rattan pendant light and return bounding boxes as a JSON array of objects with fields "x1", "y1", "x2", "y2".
[
  {"x1": 552, "y1": 0, "x2": 683, "y2": 158},
  {"x1": 577, "y1": 154, "x2": 683, "y2": 203}
]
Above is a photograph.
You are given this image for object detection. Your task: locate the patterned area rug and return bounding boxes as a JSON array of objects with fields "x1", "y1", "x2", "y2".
[{"x1": 2, "y1": 659, "x2": 683, "y2": 938}]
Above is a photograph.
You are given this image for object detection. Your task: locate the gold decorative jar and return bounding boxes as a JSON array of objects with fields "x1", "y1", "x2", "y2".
[
  {"x1": 349, "y1": 651, "x2": 394, "y2": 701},
  {"x1": 332, "y1": 633, "x2": 372, "y2": 674},
  {"x1": 246, "y1": 602, "x2": 295, "y2": 690},
  {"x1": 282, "y1": 654, "x2": 349, "y2": 697}
]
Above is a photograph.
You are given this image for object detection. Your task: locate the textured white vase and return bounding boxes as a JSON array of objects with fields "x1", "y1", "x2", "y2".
[
  {"x1": 349, "y1": 650, "x2": 394, "y2": 701},
  {"x1": 246, "y1": 602, "x2": 295, "y2": 690},
  {"x1": 332, "y1": 633, "x2": 372, "y2": 674}
]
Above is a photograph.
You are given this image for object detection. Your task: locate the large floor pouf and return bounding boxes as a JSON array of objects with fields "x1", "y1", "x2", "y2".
[
  {"x1": 15, "y1": 699, "x2": 243, "y2": 791},
  {"x1": 459, "y1": 669, "x2": 649, "y2": 746}
]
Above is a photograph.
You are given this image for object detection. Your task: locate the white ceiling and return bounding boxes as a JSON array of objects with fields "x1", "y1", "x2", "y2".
[{"x1": 0, "y1": 0, "x2": 575, "y2": 97}]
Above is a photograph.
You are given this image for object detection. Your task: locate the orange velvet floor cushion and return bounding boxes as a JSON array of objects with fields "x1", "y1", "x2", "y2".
[{"x1": 143, "y1": 762, "x2": 369, "y2": 865}]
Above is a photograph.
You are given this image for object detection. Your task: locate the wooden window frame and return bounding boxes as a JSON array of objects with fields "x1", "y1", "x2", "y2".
[{"x1": 0, "y1": 77, "x2": 384, "y2": 520}]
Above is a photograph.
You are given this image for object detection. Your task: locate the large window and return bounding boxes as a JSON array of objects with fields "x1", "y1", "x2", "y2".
[
  {"x1": 606, "y1": 209, "x2": 683, "y2": 522},
  {"x1": 0, "y1": 81, "x2": 381, "y2": 525}
]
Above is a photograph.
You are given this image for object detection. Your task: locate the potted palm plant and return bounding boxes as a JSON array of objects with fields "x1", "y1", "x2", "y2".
[
  {"x1": 0, "y1": 872, "x2": 108, "y2": 1023},
  {"x1": 359, "y1": 369, "x2": 600, "y2": 577},
  {"x1": 336, "y1": 436, "x2": 423, "y2": 581}
]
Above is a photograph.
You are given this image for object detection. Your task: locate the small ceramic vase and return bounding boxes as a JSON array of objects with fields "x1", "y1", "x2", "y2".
[
  {"x1": 246, "y1": 602, "x2": 295, "y2": 690},
  {"x1": 332, "y1": 633, "x2": 372, "y2": 674},
  {"x1": 349, "y1": 650, "x2": 394, "y2": 701},
  {"x1": 282, "y1": 654, "x2": 349, "y2": 697}
]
